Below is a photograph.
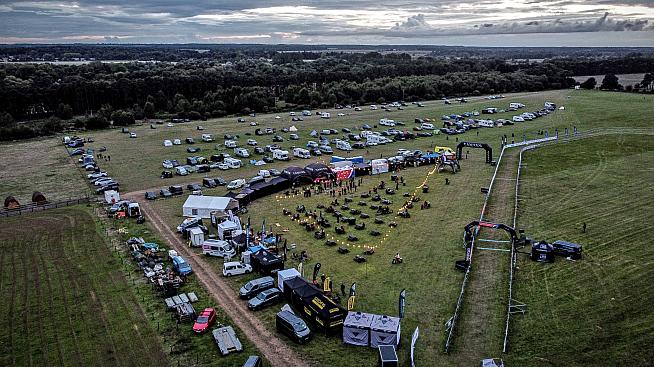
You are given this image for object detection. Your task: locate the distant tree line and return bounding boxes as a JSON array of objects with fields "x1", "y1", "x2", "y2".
[{"x1": 0, "y1": 51, "x2": 652, "y2": 141}]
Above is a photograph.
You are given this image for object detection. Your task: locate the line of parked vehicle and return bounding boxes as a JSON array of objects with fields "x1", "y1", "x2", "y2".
[{"x1": 64, "y1": 135, "x2": 121, "y2": 194}]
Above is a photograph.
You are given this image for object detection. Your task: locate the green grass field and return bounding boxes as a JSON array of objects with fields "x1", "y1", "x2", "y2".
[
  {"x1": 0, "y1": 206, "x2": 167, "y2": 367},
  {"x1": 1, "y1": 89, "x2": 653, "y2": 367}
]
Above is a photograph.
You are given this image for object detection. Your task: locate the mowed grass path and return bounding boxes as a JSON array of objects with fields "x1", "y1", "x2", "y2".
[
  {"x1": 0, "y1": 207, "x2": 168, "y2": 367},
  {"x1": 507, "y1": 134, "x2": 654, "y2": 366}
]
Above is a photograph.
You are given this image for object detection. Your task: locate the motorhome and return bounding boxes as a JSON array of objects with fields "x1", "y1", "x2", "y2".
[
  {"x1": 272, "y1": 149, "x2": 289, "y2": 161},
  {"x1": 163, "y1": 139, "x2": 173, "y2": 147},
  {"x1": 379, "y1": 118, "x2": 396, "y2": 127},
  {"x1": 509, "y1": 102, "x2": 525, "y2": 109},
  {"x1": 336, "y1": 141, "x2": 352, "y2": 151},
  {"x1": 293, "y1": 148, "x2": 311, "y2": 159},
  {"x1": 202, "y1": 239, "x2": 236, "y2": 258},
  {"x1": 234, "y1": 147, "x2": 250, "y2": 158},
  {"x1": 225, "y1": 140, "x2": 237, "y2": 148},
  {"x1": 224, "y1": 157, "x2": 242, "y2": 169},
  {"x1": 478, "y1": 120, "x2": 494, "y2": 128},
  {"x1": 366, "y1": 134, "x2": 384, "y2": 146},
  {"x1": 321, "y1": 112, "x2": 331, "y2": 119}
]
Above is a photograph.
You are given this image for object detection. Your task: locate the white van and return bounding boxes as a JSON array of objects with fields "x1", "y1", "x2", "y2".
[
  {"x1": 420, "y1": 123, "x2": 435, "y2": 130},
  {"x1": 163, "y1": 139, "x2": 173, "y2": 147},
  {"x1": 366, "y1": 134, "x2": 384, "y2": 145},
  {"x1": 336, "y1": 141, "x2": 352, "y2": 151},
  {"x1": 224, "y1": 157, "x2": 242, "y2": 169},
  {"x1": 478, "y1": 120, "x2": 494, "y2": 128},
  {"x1": 293, "y1": 148, "x2": 311, "y2": 159},
  {"x1": 235, "y1": 147, "x2": 250, "y2": 158},
  {"x1": 226, "y1": 179, "x2": 246, "y2": 190},
  {"x1": 223, "y1": 261, "x2": 252, "y2": 277},
  {"x1": 272, "y1": 149, "x2": 289, "y2": 161},
  {"x1": 258, "y1": 169, "x2": 271, "y2": 178},
  {"x1": 173, "y1": 139, "x2": 182, "y2": 145},
  {"x1": 201, "y1": 134, "x2": 214, "y2": 142},
  {"x1": 512, "y1": 116, "x2": 525, "y2": 122},
  {"x1": 370, "y1": 105, "x2": 378, "y2": 110},
  {"x1": 380, "y1": 118, "x2": 396, "y2": 127},
  {"x1": 289, "y1": 111, "x2": 296, "y2": 116},
  {"x1": 225, "y1": 140, "x2": 237, "y2": 148},
  {"x1": 202, "y1": 239, "x2": 236, "y2": 259},
  {"x1": 321, "y1": 112, "x2": 331, "y2": 119},
  {"x1": 510, "y1": 102, "x2": 525, "y2": 109}
]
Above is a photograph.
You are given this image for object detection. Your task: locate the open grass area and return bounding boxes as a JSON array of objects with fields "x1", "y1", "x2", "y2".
[
  {"x1": 506, "y1": 134, "x2": 654, "y2": 366},
  {"x1": 0, "y1": 206, "x2": 167, "y2": 367},
  {"x1": 0, "y1": 138, "x2": 91, "y2": 203}
]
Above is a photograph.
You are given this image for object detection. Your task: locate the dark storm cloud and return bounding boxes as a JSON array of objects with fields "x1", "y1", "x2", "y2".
[{"x1": 0, "y1": 0, "x2": 652, "y2": 45}]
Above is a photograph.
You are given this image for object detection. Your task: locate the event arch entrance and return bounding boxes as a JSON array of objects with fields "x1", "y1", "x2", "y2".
[{"x1": 457, "y1": 141, "x2": 493, "y2": 164}]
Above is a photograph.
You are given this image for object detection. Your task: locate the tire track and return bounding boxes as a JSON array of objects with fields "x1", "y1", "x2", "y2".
[
  {"x1": 131, "y1": 197, "x2": 310, "y2": 367},
  {"x1": 39, "y1": 238, "x2": 65, "y2": 367}
]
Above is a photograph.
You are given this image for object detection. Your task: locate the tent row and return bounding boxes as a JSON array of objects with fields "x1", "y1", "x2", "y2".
[{"x1": 343, "y1": 311, "x2": 401, "y2": 348}]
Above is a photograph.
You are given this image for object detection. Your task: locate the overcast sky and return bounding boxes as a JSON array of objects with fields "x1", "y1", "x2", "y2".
[{"x1": 1, "y1": 0, "x2": 653, "y2": 46}]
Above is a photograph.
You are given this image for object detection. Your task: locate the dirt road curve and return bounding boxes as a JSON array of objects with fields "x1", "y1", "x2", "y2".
[{"x1": 126, "y1": 196, "x2": 309, "y2": 367}]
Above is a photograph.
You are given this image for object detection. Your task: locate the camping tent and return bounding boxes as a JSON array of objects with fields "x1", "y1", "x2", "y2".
[
  {"x1": 289, "y1": 125, "x2": 298, "y2": 132},
  {"x1": 277, "y1": 268, "x2": 301, "y2": 292},
  {"x1": 281, "y1": 166, "x2": 312, "y2": 184},
  {"x1": 371, "y1": 159, "x2": 389, "y2": 175},
  {"x1": 370, "y1": 315, "x2": 401, "y2": 347},
  {"x1": 343, "y1": 312, "x2": 374, "y2": 346},
  {"x1": 4, "y1": 196, "x2": 20, "y2": 209},
  {"x1": 188, "y1": 227, "x2": 205, "y2": 247},
  {"x1": 182, "y1": 195, "x2": 239, "y2": 219},
  {"x1": 304, "y1": 163, "x2": 334, "y2": 181},
  {"x1": 31, "y1": 191, "x2": 47, "y2": 204}
]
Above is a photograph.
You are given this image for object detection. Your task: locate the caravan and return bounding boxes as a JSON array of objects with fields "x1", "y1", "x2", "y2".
[
  {"x1": 201, "y1": 134, "x2": 214, "y2": 142},
  {"x1": 478, "y1": 120, "x2": 494, "y2": 128},
  {"x1": 321, "y1": 112, "x2": 331, "y2": 119},
  {"x1": 293, "y1": 148, "x2": 311, "y2": 159},
  {"x1": 272, "y1": 149, "x2": 289, "y2": 161},
  {"x1": 225, "y1": 140, "x2": 237, "y2": 148},
  {"x1": 234, "y1": 147, "x2": 250, "y2": 158},
  {"x1": 224, "y1": 157, "x2": 242, "y2": 169},
  {"x1": 336, "y1": 141, "x2": 352, "y2": 151}
]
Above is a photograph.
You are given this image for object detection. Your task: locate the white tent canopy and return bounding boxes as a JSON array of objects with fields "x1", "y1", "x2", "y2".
[
  {"x1": 343, "y1": 312, "x2": 374, "y2": 346},
  {"x1": 370, "y1": 314, "x2": 401, "y2": 347},
  {"x1": 182, "y1": 195, "x2": 238, "y2": 219},
  {"x1": 277, "y1": 268, "x2": 301, "y2": 292}
]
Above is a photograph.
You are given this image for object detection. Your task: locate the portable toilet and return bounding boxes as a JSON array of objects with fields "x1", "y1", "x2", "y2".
[
  {"x1": 188, "y1": 227, "x2": 205, "y2": 248},
  {"x1": 241, "y1": 251, "x2": 251, "y2": 265}
]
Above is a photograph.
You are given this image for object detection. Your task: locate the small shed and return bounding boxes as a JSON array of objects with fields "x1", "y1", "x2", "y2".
[
  {"x1": 531, "y1": 241, "x2": 554, "y2": 263},
  {"x1": 370, "y1": 315, "x2": 401, "y2": 347},
  {"x1": 104, "y1": 190, "x2": 120, "y2": 204},
  {"x1": 343, "y1": 312, "x2": 374, "y2": 346},
  {"x1": 32, "y1": 191, "x2": 47, "y2": 204},
  {"x1": 4, "y1": 196, "x2": 20, "y2": 209},
  {"x1": 183, "y1": 195, "x2": 239, "y2": 219},
  {"x1": 277, "y1": 268, "x2": 301, "y2": 292},
  {"x1": 188, "y1": 227, "x2": 205, "y2": 247}
]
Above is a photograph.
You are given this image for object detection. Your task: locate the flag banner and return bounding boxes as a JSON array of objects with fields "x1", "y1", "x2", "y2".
[
  {"x1": 399, "y1": 289, "x2": 406, "y2": 319},
  {"x1": 347, "y1": 296, "x2": 356, "y2": 310},
  {"x1": 313, "y1": 262, "x2": 321, "y2": 282},
  {"x1": 349, "y1": 282, "x2": 357, "y2": 298},
  {"x1": 411, "y1": 326, "x2": 420, "y2": 367}
]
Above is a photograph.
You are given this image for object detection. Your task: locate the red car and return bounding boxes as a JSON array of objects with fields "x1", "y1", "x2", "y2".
[{"x1": 192, "y1": 308, "x2": 217, "y2": 334}]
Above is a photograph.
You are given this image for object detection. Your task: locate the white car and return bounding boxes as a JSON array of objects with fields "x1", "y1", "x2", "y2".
[
  {"x1": 420, "y1": 123, "x2": 435, "y2": 130},
  {"x1": 337, "y1": 113, "x2": 345, "y2": 116},
  {"x1": 167, "y1": 123, "x2": 174, "y2": 127},
  {"x1": 162, "y1": 160, "x2": 174, "y2": 169},
  {"x1": 226, "y1": 179, "x2": 246, "y2": 190},
  {"x1": 223, "y1": 261, "x2": 252, "y2": 277},
  {"x1": 129, "y1": 132, "x2": 137, "y2": 138},
  {"x1": 173, "y1": 139, "x2": 182, "y2": 145},
  {"x1": 275, "y1": 116, "x2": 281, "y2": 119},
  {"x1": 512, "y1": 116, "x2": 525, "y2": 122},
  {"x1": 354, "y1": 107, "x2": 362, "y2": 111},
  {"x1": 247, "y1": 139, "x2": 258, "y2": 146},
  {"x1": 218, "y1": 163, "x2": 229, "y2": 170},
  {"x1": 307, "y1": 141, "x2": 319, "y2": 148},
  {"x1": 250, "y1": 121, "x2": 257, "y2": 126}
]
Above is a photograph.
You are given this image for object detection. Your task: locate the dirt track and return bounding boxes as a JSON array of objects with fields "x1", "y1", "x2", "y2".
[{"x1": 126, "y1": 195, "x2": 309, "y2": 367}]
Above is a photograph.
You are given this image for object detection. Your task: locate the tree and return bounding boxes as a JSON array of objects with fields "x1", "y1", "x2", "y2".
[
  {"x1": 0, "y1": 112, "x2": 15, "y2": 127},
  {"x1": 110, "y1": 110, "x2": 135, "y2": 126},
  {"x1": 600, "y1": 74, "x2": 621, "y2": 90},
  {"x1": 580, "y1": 77, "x2": 597, "y2": 90},
  {"x1": 144, "y1": 101, "x2": 155, "y2": 118},
  {"x1": 56, "y1": 103, "x2": 73, "y2": 119},
  {"x1": 85, "y1": 115, "x2": 109, "y2": 130},
  {"x1": 641, "y1": 73, "x2": 653, "y2": 92}
]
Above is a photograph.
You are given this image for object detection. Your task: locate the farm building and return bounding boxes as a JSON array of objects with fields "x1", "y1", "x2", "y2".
[{"x1": 182, "y1": 195, "x2": 239, "y2": 219}]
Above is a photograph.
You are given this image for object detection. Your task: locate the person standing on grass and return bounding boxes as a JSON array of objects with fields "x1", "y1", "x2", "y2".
[{"x1": 582, "y1": 222, "x2": 587, "y2": 233}]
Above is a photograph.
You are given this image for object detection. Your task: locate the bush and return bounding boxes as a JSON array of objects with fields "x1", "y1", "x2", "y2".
[
  {"x1": 85, "y1": 115, "x2": 110, "y2": 130},
  {"x1": 110, "y1": 110, "x2": 135, "y2": 126},
  {"x1": 0, "y1": 125, "x2": 36, "y2": 141}
]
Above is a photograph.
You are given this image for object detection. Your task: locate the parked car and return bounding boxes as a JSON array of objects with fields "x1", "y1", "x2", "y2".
[
  {"x1": 160, "y1": 188, "x2": 172, "y2": 198},
  {"x1": 169, "y1": 185, "x2": 184, "y2": 195},
  {"x1": 187, "y1": 147, "x2": 200, "y2": 153},
  {"x1": 223, "y1": 261, "x2": 252, "y2": 277},
  {"x1": 269, "y1": 168, "x2": 281, "y2": 176},
  {"x1": 248, "y1": 288, "x2": 283, "y2": 311},
  {"x1": 186, "y1": 137, "x2": 195, "y2": 144},
  {"x1": 289, "y1": 133, "x2": 299, "y2": 140},
  {"x1": 161, "y1": 170, "x2": 173, "y2": 179},
  {"x1": 227, "y1": 179, "x2": 246, "y2": 190},
  {"x1": 171, "y1": 255, "x2": 192, "y2": 275},
  {"x1": 193, "y1": 308, "x2": 217, "y2": 334},
  {"x1": 214, "y1": 177, "x2": 227, "y2": 186},
  {"x1": 145, "y1": 191, "x2": 157, "y2": 200},
  {"x1": 187, "y1": 183, "x2": 202, "y2": 191},
  {"x1": 247, "y1": 139, "x2": 258, "y2": 146},
  {"x1": 96, "y1": 183, "x2": 119, "y2": 194},
  {"x1": 319, "y1": 145, "x2": 333, "y2": 154},
  {"x1": 239, "y1": 276, "x2": 275, "y2": 299},
  {"x1": 276, "y1": 310, "x2": 311, "y2": 344}
]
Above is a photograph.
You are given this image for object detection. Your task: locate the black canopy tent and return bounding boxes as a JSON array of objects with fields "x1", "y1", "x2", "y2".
[
  {"x1": 251, "y1": 249, "x2": 284, "y2": 275},
  {"x1": 354, "y1": 163, "x2": 371, "y2": 176},
  {"x1": 304, "y1": 163, "x2": 334, "y2": 181},
  {"x1": 299, "y1": 292, "x2": 346, "y2": 334},
  {"x1": 291, "y1": 283, "x2": 321, "y2": 308},
  {"x1": 283, "y1": 276, "x2": 311, "y2": 301},
  {"x1": 281, "y1": 166, "x2": 313, "y2": 185}
]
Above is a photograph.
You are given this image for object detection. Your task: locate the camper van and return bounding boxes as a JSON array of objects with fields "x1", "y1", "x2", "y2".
[
  {"x1": 226, "y1": 179, "x2": 246, "y2": 190},
  {"x1": 202, "y1": 239, "x2": 236, "y2": 259},
  {"x1": 478, "y1": 120, "x2": 495, "y2": 128},
  {"x1": 509, "y1": 102, "x2": 525, "y2": 109},
  {"x1": 379, "y1": 118, "x2": 396, "y2": 127},
  {"x1": 225, "y1": 140, "x2": 237, "y2": 148},
  {"x1": 366, "y1": 134, "x2": 385, "y2": 146},
  {"x1": 320, "y1": 112, "x2": 331, "y2": 119},
  {"x1": 235, "y1": 147, "x2": 250, "y2": 158},
  {"x1": 272, "y1": 149, "x2": 289, "y2": 161},
  {"x1": 336, "y1": 141, "x2": 352, "y2": 151},
  {"x1": 201, "y1": 134, "x2": 214, "y2": 142},
  {"x1": 370, "y1": 105, "x2": 378, "y2": 110},
  {"x1": 293, "y1": 148, "x2": 311, "y2": 159},
  {"x1": 224, "y1": 157, "x2": 242, "y2": 169}
]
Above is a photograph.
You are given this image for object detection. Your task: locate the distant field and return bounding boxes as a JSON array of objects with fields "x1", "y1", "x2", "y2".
[
  {"x1": 507, "y1": 134, "x2": 654, "y2": 366},
  {"x1": 0, "y1": 138, "x2": 90, "y2": 203},
  {"x1": 572, "y1": 73, "x2": 645, "y2": 87},
  {"x1": 0, "y1": 207, "x2": 167, "y2": 367}
]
